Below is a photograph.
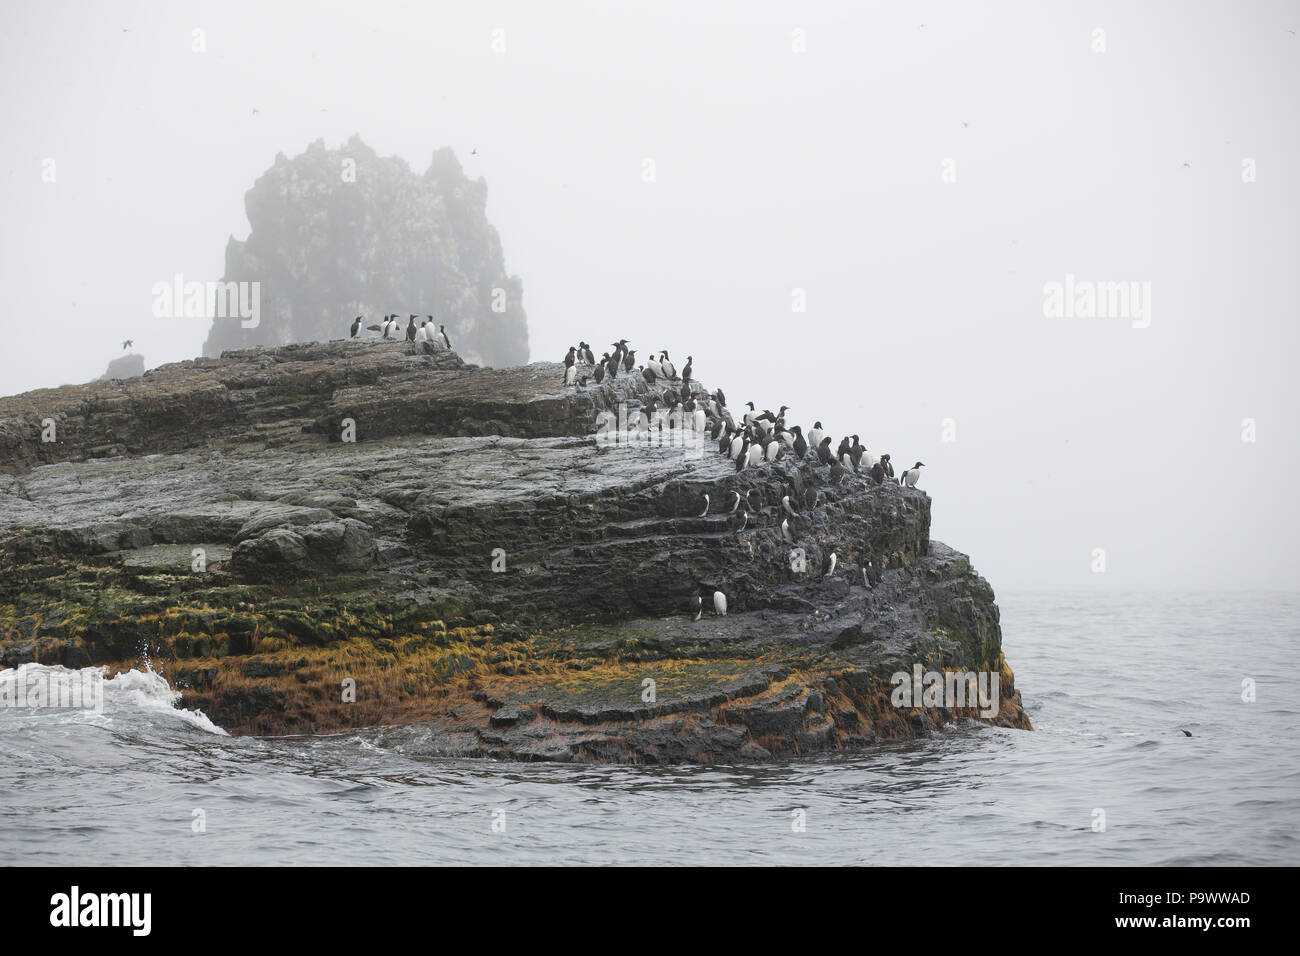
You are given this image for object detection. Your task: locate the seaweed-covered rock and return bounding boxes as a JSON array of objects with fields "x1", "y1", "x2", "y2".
[{"x1": 0, "y1": 341, "x2": 1030, "y2": 759}]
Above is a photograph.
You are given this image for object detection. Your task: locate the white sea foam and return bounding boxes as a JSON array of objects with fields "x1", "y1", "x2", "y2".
[{"x1": 0, "y1": 663, "x2": 227, "y2": 736}]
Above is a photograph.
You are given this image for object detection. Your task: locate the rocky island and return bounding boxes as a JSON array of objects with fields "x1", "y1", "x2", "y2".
[{"x1": 0, "y1": 340, "x2": 1030, "y2": 763}]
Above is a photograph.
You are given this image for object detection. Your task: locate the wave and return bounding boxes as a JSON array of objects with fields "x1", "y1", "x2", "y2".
[{"x1": 0, "y1": 663, "x2": 227, "y2": 736}]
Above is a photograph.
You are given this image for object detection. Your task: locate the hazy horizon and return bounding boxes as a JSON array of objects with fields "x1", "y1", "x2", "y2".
[{"x1": 3, "y1": 0, "x2": 1297, "y2": 592}]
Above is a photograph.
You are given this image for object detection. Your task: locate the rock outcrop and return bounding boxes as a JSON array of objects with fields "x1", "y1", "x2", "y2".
[
  {"x1": 99, "y1": 353, "x2": 144, "y2": 381},
  {"x1": 200, "y1": 136, "x2": 529, "y2": 368},
  {"x1": 0, "y1": 340, "x2": 1029, "y2": 763}
]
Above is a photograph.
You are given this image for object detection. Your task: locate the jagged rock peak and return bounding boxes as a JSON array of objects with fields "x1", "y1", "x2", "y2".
[{"x1": 201, "y1": 135, "x2": 528, "y2": 368}]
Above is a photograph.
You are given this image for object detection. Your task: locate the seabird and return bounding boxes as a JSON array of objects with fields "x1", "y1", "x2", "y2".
[
  {"x1": 623, "y1": 348, "x2": 637, "y2": 373},
  {"x1": 849, "y1": 436, "x2": 864, "y2": 472},
  {"x1": 348, "y1": 318, "x2": 361, "y2": 339},
  {"x1": 698, "y1": 493, "x2": 710, "y2": 517},
  {"x1": 816, "y1": 436, "x2": 833, "y2": 465},
  {"x1": 580, "y1": 343, "x2": 595, "y2": 365},
  {"x1": 438, "y1": 324, "x2": 451, "y2": 349},
  {"x1": 808, "y1": 422, "x2": 824, "y2": 450},
  {"x1": 660, "y1": 351, "x2": 676, "y2": 380},
  {"x1": 692, "y1": 594, "x2": 703, "y2": 622},
  {"x1": 564, "y1": 346, "x2": 577, "y2": 368},
  {"x1": 682, "y1": 356, "x2": 693, "y2": 386},
  {"x1": 901, "y1": 461, "x2": 925, "y2": 488},
  {"x1": 713, "y1": 590, "x2": 727, "y2": 617},
  {"x1": 863, "y1": 559, "x2": 882, "y2": 588},
  {"x1": 735, "y1": 437, "x2": 750, "y2": 471},
  {"x1": 122, "y1": 339, "x2": 133, "y2": 350},
  {"x1": 593, "y1": 360, "x2": 606, "y2": 384},
  {"x1": 406, "y1": 315, "x2": 417, "y2": 341},
  {"x1": 782, "y1": 494, "x2": 797, "y2": 517},
  {"x1": 791, "y1": 425, "x2": 808, "y2": 459},
  {"x1": 781, "y1": 518, "x2": 794, "y2": 543},
  {"x1": 641, "y1": 365, "x2": 657, "y2": 385},
  {"x1": 824, "y1": 551, "x2": 838, "y2": 579},
  {"x1": 564, "y1": 364, "x2": 577, "y2": 386}
]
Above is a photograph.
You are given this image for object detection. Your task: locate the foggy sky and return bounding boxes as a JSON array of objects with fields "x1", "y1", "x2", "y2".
[{"x1": 2, "y1": 0, "x2": 1297, "y2": 592}]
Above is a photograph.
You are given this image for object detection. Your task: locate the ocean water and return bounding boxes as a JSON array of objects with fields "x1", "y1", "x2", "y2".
[{"x1": 1, "y1": 591, "x2": 1296, "y2": 866}]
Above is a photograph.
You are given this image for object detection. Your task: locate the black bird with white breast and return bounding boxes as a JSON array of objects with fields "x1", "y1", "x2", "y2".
[
  {"x1": 901, "y1": 461, "x2": 925, "y2": 488},
  {"x1": 808, "y1": 421, "x2": 824, "y2": 451},
  {"x1": 659, "y1": 351, "x2": 676, "y2": 380}
]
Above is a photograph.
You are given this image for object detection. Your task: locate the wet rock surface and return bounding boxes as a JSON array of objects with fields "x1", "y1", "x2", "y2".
[{"x1": 0, "y1": 340, "x2": 1029, "y2": 763}]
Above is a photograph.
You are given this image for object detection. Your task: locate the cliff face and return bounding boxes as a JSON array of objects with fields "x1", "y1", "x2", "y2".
[
  {"x1": 200, "y1": 136, "x2": 529, "y2": 368},
  {"x1": 0, "y1": 341, "x2": 1029, "y2": 763}
]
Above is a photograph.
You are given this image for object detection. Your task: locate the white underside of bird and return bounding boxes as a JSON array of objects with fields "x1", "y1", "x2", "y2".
[
  {"x1": 808, "y1": 428, "x2": 824, "y2": 449},
  {"x1": 781, "y1": 518, "x2": 793, "y2": 543},
  {"x1": 713, "y1": 590, "x2": 727, "y2": 616},
  {"x1": 903, "y1": 468, "x2": 921, "y2": 487},
  {"x1": 747, "y1": 443, "x2": 763, "y2": 466},
  {"x1": 729, "y1": 435, "x2": 744, "y2": 459},
  {"x1": 766, "y1": 441, "x2": 781, "y2": 461},
  {"x1": 415, "y1": 325, "x2": 429, "y2": 342},
  {"x1": 564, "y1": 365, "x2": 577, "y2": 385},
  {"x1": 825, "y1": 552, "x2": 837, "y2": 578}
]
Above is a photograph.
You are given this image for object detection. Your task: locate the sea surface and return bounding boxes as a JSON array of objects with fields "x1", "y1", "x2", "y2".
[{"x1": 2, "y1": 591, "x2": 1296, "y2": 866}]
